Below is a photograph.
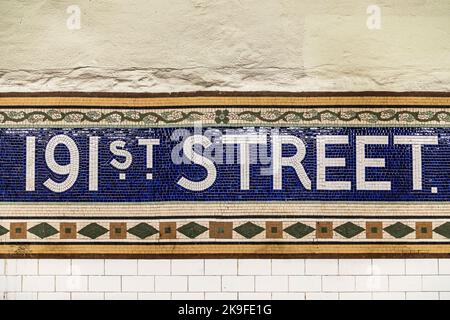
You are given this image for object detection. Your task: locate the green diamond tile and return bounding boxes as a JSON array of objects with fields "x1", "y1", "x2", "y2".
[
  {"x1": 334, "y1": 222, "x2": 365, "y2": 239},
  {"x1": 0, "y1": 225, "x2": 9, "y2": 236},
  {"x1": 234, "y1": 222, "x2": 264, "y2": 239},
  {"x1": 434, "y1": 222, "x2": 450, "y2": 238},
  {"x1": 177, "y1": 222, "x2": 208, "y2": 239},
  {"x1": 384, "y1": 222, "x2": 414, "y2": 238},
  {"x1": 284, "y1": 222, "x2": 314, "y2": 239},
  {"x1": 28, "y1": 223, "x2": 58, "y2": 239},
  {"x1": 78, "y1": 223, "x2": 108, "y2": 239},
  {"x1": 128, "y1": 223, "x2": 158, "y2": 239}
]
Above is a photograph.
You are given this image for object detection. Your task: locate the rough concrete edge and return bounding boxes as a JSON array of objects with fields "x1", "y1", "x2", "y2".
[{"x1": 0, "y1": 67, "x2": 448, "y2": 92}]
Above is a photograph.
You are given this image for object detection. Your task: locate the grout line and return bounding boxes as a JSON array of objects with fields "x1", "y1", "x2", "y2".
[
  {"x1": 404, "y1": 259, "x2": 407, "y2": 275},
  {"x1": 187, "y1": 274, "x2": 190, "y2": 292},
  {"x1": 388, "y1": 274, "x2": 391, "y2": 291},
  {"x1": 421, "y1": 274, "x2": 424, "y2": 292},
  {"x1": 237, "y1": 260, "x2": 240, "y2": 276},
  {"x1": 438, "y1": 258, "x2": 440, "y2": 275},
  {"x1": 337, "y1": 259, "x2": 340, "y2": 275},
  {"x1": 321, "y1": 274, "x2": 324, "y2": 292},
  {"x1": 270, "y1": 259, "x2": 273, "y2": 275},
  {"x1": 203, "y1": 259, "x2": 205, "y2": 276},
  {"x1": 135, "y1": 259, "x2": 138, "y2": 275}
]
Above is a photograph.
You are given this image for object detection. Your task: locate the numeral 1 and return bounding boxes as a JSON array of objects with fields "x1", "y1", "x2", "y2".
[{"x1": 25, "y1": 136, "x2": 36, "y2": 191}]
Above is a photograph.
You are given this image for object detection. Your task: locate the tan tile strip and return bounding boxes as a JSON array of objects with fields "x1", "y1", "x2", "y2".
[
  {"x1": 0, "y1": 96, "x2": 449, "y2": 107},
  {"x1": 2, "y1": 244, "x2": 450, "y2": 257},
  {"x1": 0, "y1": 202, "x2": 449, "y2": 217}
]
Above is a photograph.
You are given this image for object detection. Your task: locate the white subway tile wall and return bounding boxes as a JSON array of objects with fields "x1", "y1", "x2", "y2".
[{"x1": 1, "y1": 259, "x2": 449, "y2": 300}]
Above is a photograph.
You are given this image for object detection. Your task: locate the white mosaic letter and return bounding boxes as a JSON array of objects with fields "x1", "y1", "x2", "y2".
[
  {"x1": 43, "y1": 135, "x2": 80, "y2": 193},
  {"x1": 89, "y1": 136, "x2": 100, "y2": 191},
  {"x1": 394, "y1": 135, "x2": 438, "y2": 190},
  {"x1": 272, "y1": 135, "x2": 311, "y2": 190},
  {"x1": 138, "y1": 138, "x2": 160, "y2": 180},
  {"x1": 356, "y1": 136, "x2": 391, "y2": 191},
  {"x1": 25, "y1": 136, "x2": 36, "y2": 192},
  {"x1": 110, "y1": 140, "x2": 133, "y2": 180},
  {"x1": 317, "y1": 135, "x2": 351, "y2": 190},
  {"x1": 222, "y1": 134, "x2": 267, "y2": 190},
  {"x1": 177, "y1": 135, "x2": 217, "y2": 191}
]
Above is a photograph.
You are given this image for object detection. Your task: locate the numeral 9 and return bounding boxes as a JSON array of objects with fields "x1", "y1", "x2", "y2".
[{"x1": 26, "y1": 135, "x2": 80, "y2": 193}]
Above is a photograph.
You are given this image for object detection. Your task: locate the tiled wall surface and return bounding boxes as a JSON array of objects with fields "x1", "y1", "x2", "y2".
[
  {"x1": 1, "y1": 259, "x2": 450, "y2": 300},
  {"x1": 0, "y1": 0, "x2": 448, "y2": 302}
]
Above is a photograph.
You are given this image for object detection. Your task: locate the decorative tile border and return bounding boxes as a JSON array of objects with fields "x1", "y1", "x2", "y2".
[
  {"x1": 2, "y1": 108, "x2": 450, "y2": 127},
  {"x1": 0, "y1": 92, "x2": 450, "y2": 257},
  {"x1": 2, "y1": 219, "x2": 450, "y2": 243}
]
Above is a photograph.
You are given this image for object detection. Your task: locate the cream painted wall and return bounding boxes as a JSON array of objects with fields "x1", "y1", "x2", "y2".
[
  {"x1": 0, "y1": 0, "x2": 450, "y2": 300},
  {"x1": 0, "y1": 0, "x2": 449, "y2": 92}
]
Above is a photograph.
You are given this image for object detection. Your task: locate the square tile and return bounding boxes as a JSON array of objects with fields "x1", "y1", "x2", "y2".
[
  {"x1": 366, "y1": 222, "x2": 383, "y2": 239},
  {"x1": 209, "y1": 222, "x2": 233, "y2": 239},
  {"x1": 60, "y1": 223, "x2": 77, "y2": 240},
  {"x1": 159, "y1": 222, "x2": 176, "y2": 239},
  {"x1": 110, "y1": 223, "x2": 127, "y2": 240},
  {"x1": 266, "y1": 222, "x2": 283, "y2": 239},
  {"x1": 316, "y1": 222, "x2": 333, "y2": 239},
  {"x1": 10, "y1": 223, "x2": 27, "y2": 239},
  {"x1": 416, "y1": 222, "x2": 432, "y2": 239}
]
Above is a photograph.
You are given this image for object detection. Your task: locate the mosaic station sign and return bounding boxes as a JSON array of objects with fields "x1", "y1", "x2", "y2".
[
  {"x1": 0, "y1": 93, "x2": 449, "y2": 257},
  {"x1": 4, "y1": 128, "x2": 448, "y2": 200}
]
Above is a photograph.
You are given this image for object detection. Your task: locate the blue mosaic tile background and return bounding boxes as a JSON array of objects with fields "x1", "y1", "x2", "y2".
[{"x1": 0, "y1": 127, "x2": 447, "y2": 202}]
